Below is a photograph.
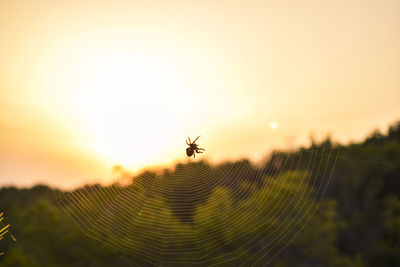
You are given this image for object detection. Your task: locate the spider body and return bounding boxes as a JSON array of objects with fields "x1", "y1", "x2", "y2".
[{"x1": 186, "y1": 136, "x2": 205, "y2": 158}]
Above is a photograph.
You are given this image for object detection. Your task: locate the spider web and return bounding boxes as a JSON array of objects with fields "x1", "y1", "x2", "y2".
[{"x1": 55, "y1": 141, "x2": 339, "y2": 266}]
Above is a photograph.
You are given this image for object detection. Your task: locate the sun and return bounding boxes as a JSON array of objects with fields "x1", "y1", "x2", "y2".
[
  {"x1": 269, "y1": 121, "x2": 278, "y2": 129},
  {"x1": 73, "y1": 52, "x2": 191, "y2": 166}
]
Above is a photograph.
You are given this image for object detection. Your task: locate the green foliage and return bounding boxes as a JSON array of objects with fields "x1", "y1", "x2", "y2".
[
  {"x1": 0, "y1": 212, "x2": 16, "y2": 256},
  {"x1": 0, "y1": 121, "x2": 399, "y2": 266}
]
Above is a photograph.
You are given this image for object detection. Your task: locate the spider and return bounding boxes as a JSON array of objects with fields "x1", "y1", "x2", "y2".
[{"x1": 186, "y1": 136, "x2": 205, "y2": 158}]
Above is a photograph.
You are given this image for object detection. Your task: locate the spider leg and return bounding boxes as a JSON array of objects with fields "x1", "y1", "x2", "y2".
[
  {"x1": 193, "y1": 152, "x2": 196, "y2": 158},
  {"x1": 186, "y1": 139, "x2": 190, "y2": 145},
  {"x1": 193, "y1": 135, "x2": 200, "y2": 143},
  {"x1": 188, "y1": 137, "x2": 191, "y2": 144}
]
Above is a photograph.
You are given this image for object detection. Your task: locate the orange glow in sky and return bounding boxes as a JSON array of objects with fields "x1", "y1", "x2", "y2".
[{"x1": 0, "y1": 0, "x2": 399, "y2": 188}]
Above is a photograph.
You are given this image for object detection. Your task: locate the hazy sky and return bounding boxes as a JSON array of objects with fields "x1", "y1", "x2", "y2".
[{"x1": 1, "y1": 0, "x2": 399, "y2": 188}]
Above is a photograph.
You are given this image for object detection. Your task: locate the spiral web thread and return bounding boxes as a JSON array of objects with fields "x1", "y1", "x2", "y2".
[{"x1": 56, "y1": 142, "x2": 339, "y2": 266}]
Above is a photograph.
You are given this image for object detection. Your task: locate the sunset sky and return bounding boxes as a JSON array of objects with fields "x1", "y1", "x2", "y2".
[{"x1": 1, "y1": 0, "x2": 399, "y2": 188}]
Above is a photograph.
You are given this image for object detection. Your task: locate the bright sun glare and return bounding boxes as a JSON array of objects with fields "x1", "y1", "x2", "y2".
[{"x1": 74, "y1": 53, "x2": 191, "y2": 166}]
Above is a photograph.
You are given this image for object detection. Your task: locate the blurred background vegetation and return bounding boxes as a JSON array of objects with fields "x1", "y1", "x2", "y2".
[{"x1": 0, "y1": 122, "x2": 399, "y2": 266}]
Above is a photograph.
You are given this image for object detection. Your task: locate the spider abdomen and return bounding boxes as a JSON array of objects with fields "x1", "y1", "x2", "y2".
[{"x1": 186, "y1": 147, "x2": 194, "y2": 157}]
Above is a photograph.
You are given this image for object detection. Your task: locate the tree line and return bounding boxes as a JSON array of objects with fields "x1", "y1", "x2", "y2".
[{"x1": 0, "y1": 122, "x2": 399, "y2": 266}]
